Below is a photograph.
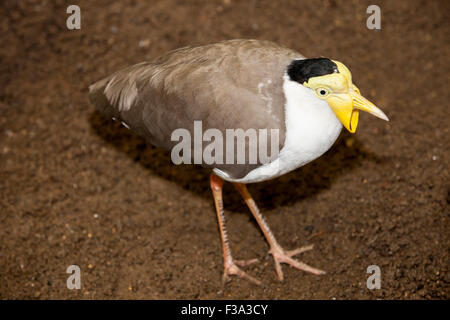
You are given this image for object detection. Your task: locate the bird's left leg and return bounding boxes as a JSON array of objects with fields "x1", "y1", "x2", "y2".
[
  {"x1": 233, "y1": 183, "x2": 326, "y2": 281},
  {"x1": 210, "y1": 174, "x2": 261, "y2": 285}
]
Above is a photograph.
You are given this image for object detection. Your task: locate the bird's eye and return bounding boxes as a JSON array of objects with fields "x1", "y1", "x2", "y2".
[{"x1": 316, "y1": 88, "x2": 329, "y2": 98}]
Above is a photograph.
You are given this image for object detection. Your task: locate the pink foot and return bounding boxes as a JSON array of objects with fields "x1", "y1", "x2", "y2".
[
  {"x1": 269, "y1": 244, "x2": 326, "y2": 281},
  {"x1": 223, "y1": 258, "x2": 261, "y2": 285}
]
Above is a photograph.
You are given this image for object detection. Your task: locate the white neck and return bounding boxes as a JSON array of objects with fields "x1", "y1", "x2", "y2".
[
  {"x1": 224, "y1": 74, "x2": 342, "y2": 183},
  {"x1": 277, "y1": 74, "x2": 342, "y2": 171}
]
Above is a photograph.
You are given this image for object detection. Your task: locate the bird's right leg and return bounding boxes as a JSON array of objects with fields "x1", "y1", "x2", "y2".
[
  {"x1": 233, "y1": 182, "x2": 325, "y2": 281},
  {"x1": 210, "y1": 174, "x2": 261, "y2": 285}
]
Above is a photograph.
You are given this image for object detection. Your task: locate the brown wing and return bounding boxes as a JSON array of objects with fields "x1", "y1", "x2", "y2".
[{"x1": 89, "y1": 39, "x2": 303, "y2": 179}]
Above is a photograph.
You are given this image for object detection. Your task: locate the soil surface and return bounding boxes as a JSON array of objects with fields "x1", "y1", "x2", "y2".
[{"x1": 0, "y1": 0, "x2": 448, "y2": 299}]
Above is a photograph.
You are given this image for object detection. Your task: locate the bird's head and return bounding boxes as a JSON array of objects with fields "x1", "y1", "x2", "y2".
[{"x1": 287, "y1": 58, "x2": 389, "y2": 133}]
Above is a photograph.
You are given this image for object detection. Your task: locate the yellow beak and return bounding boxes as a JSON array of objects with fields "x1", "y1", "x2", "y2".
[{"x1": 326, "y1": 88, "x2": 389, "y2": 133}]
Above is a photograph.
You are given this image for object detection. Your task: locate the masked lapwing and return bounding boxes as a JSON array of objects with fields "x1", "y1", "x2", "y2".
[{"x1": 89, "y1": 39, "x2": 389, "y2": 285}]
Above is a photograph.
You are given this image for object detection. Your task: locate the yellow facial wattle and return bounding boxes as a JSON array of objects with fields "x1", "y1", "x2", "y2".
[{"x1": 303, "y1": 60, "x2": 389, "y2": 133}]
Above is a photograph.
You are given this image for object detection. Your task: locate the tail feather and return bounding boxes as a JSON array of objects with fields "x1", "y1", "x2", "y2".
[
  {"x1": 88, "y1": 62, "x2": 153, "y2": 118},
  {"x1": 88, "y1": 77, "x2": 118, "y2": 118}
]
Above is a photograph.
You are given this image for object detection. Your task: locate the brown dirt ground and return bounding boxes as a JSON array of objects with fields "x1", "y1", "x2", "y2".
[{"x1": 0, "y1": 0, "x2": 449, "y2": 300}]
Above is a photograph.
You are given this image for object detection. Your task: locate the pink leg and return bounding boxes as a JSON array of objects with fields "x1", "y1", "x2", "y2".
[
  {"x1": 210, "y1": 174, "x2": 261, "y2": 285},
  {"x1": 233, "y1": 182, "x2": 325, "y2": 281}
]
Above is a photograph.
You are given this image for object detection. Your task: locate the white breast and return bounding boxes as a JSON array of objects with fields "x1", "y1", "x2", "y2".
[{"x1": 214, "y1": 74, "x2": 342, "y2": 183}]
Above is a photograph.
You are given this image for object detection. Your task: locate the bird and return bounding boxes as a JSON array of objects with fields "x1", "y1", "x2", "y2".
[{"x1": 89, "y1": 39, "x2": 389, "y2": 285}]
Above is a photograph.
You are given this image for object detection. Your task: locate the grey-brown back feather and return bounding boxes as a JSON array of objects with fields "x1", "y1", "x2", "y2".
[{"x1": 89, "y1": 39, "x2": 303, "y2": 179}]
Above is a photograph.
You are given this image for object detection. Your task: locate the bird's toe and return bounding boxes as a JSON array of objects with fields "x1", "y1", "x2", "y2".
[
  {"x1": 234, "y1": 258, "x2": 259, "y2": 267},
  {"x1": 223, "y1": 261, "x2": 262, "y2": 286},
  {"x1": 269, "y1": 245, "x2": 325, "y2": 281}
]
